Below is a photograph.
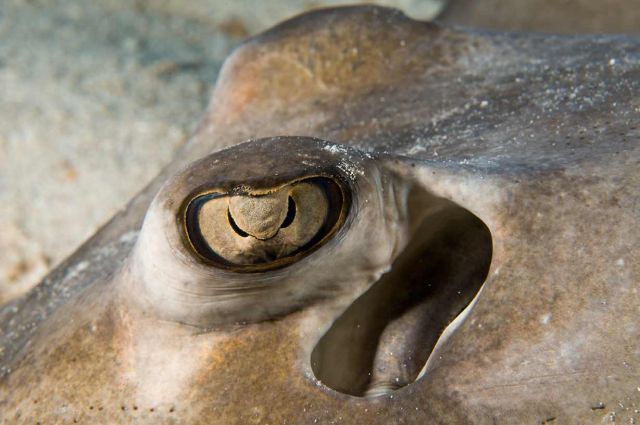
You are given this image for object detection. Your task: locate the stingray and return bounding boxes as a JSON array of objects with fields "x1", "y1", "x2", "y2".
[{"x1": 0, "y1": 5, "x2": 638, "y2": 424}]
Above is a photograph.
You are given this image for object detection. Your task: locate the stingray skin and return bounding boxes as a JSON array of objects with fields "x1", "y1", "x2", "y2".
[{"x1": 0, "y1": 6, "x2": 639, "y2": 424}]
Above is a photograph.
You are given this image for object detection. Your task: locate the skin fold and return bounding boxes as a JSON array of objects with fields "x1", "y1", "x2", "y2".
[{"x1": 0, "y1": 5, "x2": 639, "y2": 424}]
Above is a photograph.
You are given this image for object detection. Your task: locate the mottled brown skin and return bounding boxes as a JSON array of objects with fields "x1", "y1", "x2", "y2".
[
  {"x1": 440, "y1": 0, "x2": 640, "y2": 34},
  {"x1": 1, "y1": 5, "x2": 639, "y2": 424}
]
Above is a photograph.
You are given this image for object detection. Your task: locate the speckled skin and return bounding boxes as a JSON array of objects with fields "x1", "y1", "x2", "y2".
[
  {"x1": 440, "y1": 0, "x2": 640, "y2": 34},
  {"x1": 1, "y1": 6, "x2": 639, "y2": 424}
]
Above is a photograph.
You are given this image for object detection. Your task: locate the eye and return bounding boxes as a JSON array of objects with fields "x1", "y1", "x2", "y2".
[{"x1": 183, "y1": 178, "x2": 348, "y2": 271}]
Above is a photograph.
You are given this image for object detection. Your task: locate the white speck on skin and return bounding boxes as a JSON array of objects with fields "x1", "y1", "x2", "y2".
[
  {"x1": 322, "y1": 144, "x2": 348, "y2": 155},
  {"x1": 407, "y1": 145, "x2": 426, "y2": 155},
  {"x1": 540, "y1": 313, "x2": 552, "y2": 325},
  {"x1": 64, "y1": 260, "x2": 89, "y2": 282}
]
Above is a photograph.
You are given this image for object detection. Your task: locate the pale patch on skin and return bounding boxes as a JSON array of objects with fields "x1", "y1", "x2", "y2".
[
  {"x1": 401, "y1": 161, "x2": 508, "y2": 233},
  {"x1": 117, "y1": 309, "x2": 231, "y2": 409}
]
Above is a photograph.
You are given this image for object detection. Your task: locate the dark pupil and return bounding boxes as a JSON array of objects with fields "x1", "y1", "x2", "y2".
[
  {"x1": 227, "y1": 209, "x2": 249, "y2": 237},
  {"x1": 281, "y1": 196, "x2": 296, "y2": 228}
]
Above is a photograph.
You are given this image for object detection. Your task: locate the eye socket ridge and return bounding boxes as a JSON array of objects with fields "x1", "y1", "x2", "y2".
[{"x1": 181, "y1": 176, "x2": 349, "y2": 272}]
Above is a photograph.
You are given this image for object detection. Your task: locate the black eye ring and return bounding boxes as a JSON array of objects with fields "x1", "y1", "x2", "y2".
[
  {"x1": 280, "y1": 196, "x2": 297, "y2": 229},
  {"x1": 181, "y1": 176, "x2": 351, "y2": 273},
  {"x1": 227, "y1": 208, "x2": 250, "y2": 237}
]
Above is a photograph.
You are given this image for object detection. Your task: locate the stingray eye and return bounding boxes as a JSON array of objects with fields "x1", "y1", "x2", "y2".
[{"x1": 184, "y1": 178, "x2": 347, "y2": 271}]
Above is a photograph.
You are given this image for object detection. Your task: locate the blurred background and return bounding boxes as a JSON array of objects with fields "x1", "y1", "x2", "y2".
[{"x1": 1, "y1": 0, "x2": 638, "y2": 302}]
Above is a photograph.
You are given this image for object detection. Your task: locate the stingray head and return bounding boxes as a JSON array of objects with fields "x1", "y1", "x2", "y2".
[
  {"x1": 125, "y1": 136, "x2": 491, "y2": 399},
  {"x1": 2, "y1": 5, "x2": 638, "y2": 423}
]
